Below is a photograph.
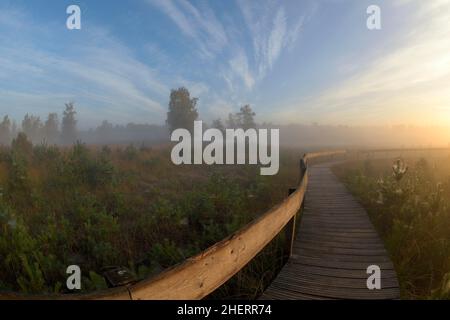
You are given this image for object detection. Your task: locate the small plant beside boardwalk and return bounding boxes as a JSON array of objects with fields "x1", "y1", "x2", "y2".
[{"x1": 333, "y1": 155, "x2": 450, "y2": 299}]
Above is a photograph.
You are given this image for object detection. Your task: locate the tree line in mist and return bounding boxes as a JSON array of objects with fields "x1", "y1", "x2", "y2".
[
  {"x1": 0, "y1": 87, "x2": 259, "y2": 146},
  {"x1": 0, "y1": 103, "x2": 77, "y2": 146},
  {"x1": 1, "y1": 86, "x2": 449, "y2": 148}
]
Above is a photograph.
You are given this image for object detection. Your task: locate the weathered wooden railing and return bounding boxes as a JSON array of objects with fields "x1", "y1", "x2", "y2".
[{"x1": 1, "y1": 150, "x2": 346, "y2": 300}]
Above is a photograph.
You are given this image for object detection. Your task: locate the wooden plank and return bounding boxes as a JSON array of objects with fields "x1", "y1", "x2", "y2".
[
  {"x1": 274, "y1": 273, "x2": 399, "y2": 289},
  {"x1": 293, "y1": 252, "x2": 391, "y2": 263},
  {"x1": 261, "y1": 289, "x2": 334, "y2": 300},
  {"x1": 288, "y1": 256, "x2": 396, "y2": 270},
  {"x1": 297, "y1": 235, "x2": 383, "y2": 245},
  {"x1": 269, "y1": 280, "x2": 399, "y2": 300},
  {"x1": 279, "y1": 264, "x2": 398, "y2": 279},
  {"x1": 296, "y1": 244, "x2": 388, "y2": 256},
  {"x1": 297, "y1": 239, "x2": 385, "y2": 250}
]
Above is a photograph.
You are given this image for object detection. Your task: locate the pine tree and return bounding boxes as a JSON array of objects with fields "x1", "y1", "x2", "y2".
[
  {"x1": 61, "y1": 103, "x2": 77, "y2": 145},
  {"x1": 21, "y1": 114, "x2": 43, "y2": 144},
  {"x1": 0, "y1": 115, "x2": 11, "y2": 145},
  {"x1": 44, "y1": 113, "x2": 59, "y2": 144},
  {"x1": 237, "y1": 105, "x2": 256, "y2": 130}
]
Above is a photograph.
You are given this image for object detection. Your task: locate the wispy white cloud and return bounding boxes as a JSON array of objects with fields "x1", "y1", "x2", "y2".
[
  {"x1": 267, "y1": 8, "x2": 287, "y2": 71},
  {"x1": 0, "y1": 47, "x2": 166, "y2": 125},
  {"x1": 236, "y1": 1, "x2": 305, "y2": 84},
  {"x1": 148, "y1": 0, "x2": 196, "y2": 38},
  {"x1": 1, "y1": 1, "x2": 308, "y2": 126},
  {"x1": 228, "y1": 48, "x2": 255, "y2": 90},
  {"x1": 274, "y1": 0, "x2": 450, "y2": 125},
  {"x1": 0, "y1": 16, "x2": 212, "y2": 127},
  {"x1": 148, "y1": 0, "x2": 305, "y2": 93},
  {"x1": 178, "y1": 0, "x2": 228, "y2": 50},
  {"x1": 147, "y1": 0, "x2": 228, "y2": 58}
]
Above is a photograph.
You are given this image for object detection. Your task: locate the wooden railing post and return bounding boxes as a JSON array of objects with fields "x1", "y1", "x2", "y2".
[
  {"x1": 284, "y1": 188, "x2": 298, "y2": 260},
  {"x1": 299, "y1": 157, "x2": 307, "y2": 182},
  {"x1": 284, "y1": 155, "x2": 308, "y2": 260}
]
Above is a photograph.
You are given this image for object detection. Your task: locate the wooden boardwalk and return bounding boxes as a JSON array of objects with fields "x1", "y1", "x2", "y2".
[{"x1": 261, "y1": 162, "x2": 400, "y2": 300}]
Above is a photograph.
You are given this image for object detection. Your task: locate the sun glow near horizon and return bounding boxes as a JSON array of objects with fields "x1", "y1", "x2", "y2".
[{"x1": 270, "y1": 0, "x2": 450, "y2": 128}]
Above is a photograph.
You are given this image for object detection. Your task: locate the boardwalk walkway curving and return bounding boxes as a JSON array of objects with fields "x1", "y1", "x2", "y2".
[{"x1": 261, "y1": 162, "x2": 400, "y2": 300}]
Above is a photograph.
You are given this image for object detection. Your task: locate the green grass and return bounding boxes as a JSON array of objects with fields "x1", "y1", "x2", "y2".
[
  {"x1": 0, "y1": 134, "x2": 301, "y2": 296},
  {"x1": 333, "y1": 155, "x2": 450, "y2": 299}
]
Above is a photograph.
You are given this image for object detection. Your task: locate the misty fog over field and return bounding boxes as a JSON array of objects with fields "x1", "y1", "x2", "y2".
[
  {"x1": 278, "y1": 124, "x2": 450, "y2": 148},
  {"x1": 84, "y1": 123, "x2": 450, "y2": 149},
  {"x1": 2, "y1": 109, "x2": 449, "y2": 149}
]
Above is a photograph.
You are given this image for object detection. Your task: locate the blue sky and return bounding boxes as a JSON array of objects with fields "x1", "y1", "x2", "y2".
[{"x1": 0, "y1": 0, "x2": 449, "y2": 129}]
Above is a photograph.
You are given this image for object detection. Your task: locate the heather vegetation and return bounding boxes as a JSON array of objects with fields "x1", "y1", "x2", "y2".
[
  {"x1": 0, "y1": 87, "x2": 300, "y2": 297},
  {"x1": 333, "y1": 154, "x2": 450, "y2": 299}
]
